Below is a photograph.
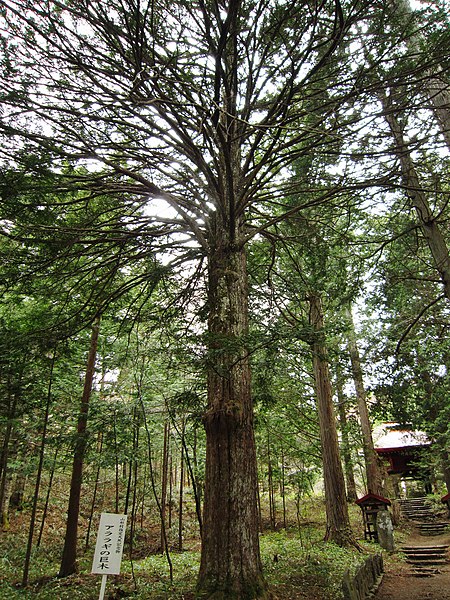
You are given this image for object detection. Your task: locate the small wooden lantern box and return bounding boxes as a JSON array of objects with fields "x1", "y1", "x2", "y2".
[
  {"x1": 441, "y1": 493, "x2": 450, "y2": 515},
  {"x1": 355, "y1": 493, "x2": 391, "y2": 542}
]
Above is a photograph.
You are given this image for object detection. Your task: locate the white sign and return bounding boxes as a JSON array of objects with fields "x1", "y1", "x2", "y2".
[{"x1": 92, "y1": 513, "x2": 127, "y2": 575}]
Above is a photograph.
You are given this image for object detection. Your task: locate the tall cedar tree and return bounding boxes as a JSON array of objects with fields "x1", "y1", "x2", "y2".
[{"x1": 0, "y1": 1, "x2": 419, "y2": 596}]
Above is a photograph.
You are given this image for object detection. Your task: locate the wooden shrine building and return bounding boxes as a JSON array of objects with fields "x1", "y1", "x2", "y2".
[
  {"x1": 355, "y1": 492, "x2": 391, "y2": 542},
  {"x1": 373, "y1": 423, "x2": 432, "y2": 493}
]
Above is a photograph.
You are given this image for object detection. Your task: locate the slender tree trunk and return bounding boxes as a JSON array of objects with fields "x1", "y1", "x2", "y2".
[
  {"x1": 85, "y1": 433, "x2": 103, "y2": 550},
  {"x1": 267, "y1": 433, "x2": 275, "y2": 530},
  {"x1": 124, "y1": 457, "x2": 133, "y2": 515},
  {"x1": 138, "y1": 389, "x2": 173, "y2": 582},
  {"x1": 345, "y1": 306, "x2": 383, "y2": 496},
  {"x1": 160, "y1": 421, "x2": 170, "y2": 553},
  {"x1": 59, "y1": 315, "x2": 101, "y2": 577},
  {"x1": 37, "y1": 446, "x2": 59, "y2": 548},
  {"x1": 129, "y1": 455, "x2": 139, "y2": 560},
  {"x1": 192, "y1": 428, "x2": 203, "y2": 506},
  {"x1": 140, "y1": 465, "x2": 147, "y2": 528},
  {"x1": 257, "y1": 480, "x2": 263, "y2": 534},
  {"x1": 123, "y1": 407, "x2": 136, "y2": 515},
  {"x1": 197, "y1": 218, "x2": 267, "y2": 598},
  {"x1": 23, "y1": 351, "x2": 56, "y2": 586},
  {"x1": 180, "y1": 427, "x2": 203, "y2": 537},
  {"x1": 281, "y1": 445, "x2": 287, "y2": 529},
  {"x1": 168, "y1": 453, "x2": 173, "y2": 530},
  {"x1": 309, "y1": 294, "x2": 356, "y2": 547},
  {"x1": 335, "y1": 372, "x2": 357, "y2": 503},
  {"x1": 188, "y1": 427, "x2": 203, "y2": 535},
  {"x1": 0, "y1": 470, "x2": 12, "y2": 530},
  {"x1": 0, "y1": 394, "x2": 18, "y2": 529},
  {"x1": 178, "y1": 437, "x2": 184, "y2": 552},
  {"x1": 113, "y1": 410, "x2": 120, "y2": 514}
]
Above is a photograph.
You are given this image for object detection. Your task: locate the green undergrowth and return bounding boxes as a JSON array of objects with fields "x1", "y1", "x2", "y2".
[
  {"x1": 0, "y1": 528, "x2": 378, "y2": 600},
  {"x1": 261, "y1": 529, "x2": 373, "y2": 600}
]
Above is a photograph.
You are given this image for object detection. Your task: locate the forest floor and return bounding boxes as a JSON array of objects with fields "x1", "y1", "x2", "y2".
[
  {"x1": 1, "y1": 497, "x2": 448, "y2": 599},
  {"x1": 374, "y1": 526, "x2": 450, "y2": 600}
]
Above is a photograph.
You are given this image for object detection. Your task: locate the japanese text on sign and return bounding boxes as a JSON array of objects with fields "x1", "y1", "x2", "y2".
[{"x1": 91, "y1": 513, "x2": 127, "y2": 575}]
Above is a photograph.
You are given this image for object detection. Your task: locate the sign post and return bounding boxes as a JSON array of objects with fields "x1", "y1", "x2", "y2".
[{"x1": 91, "y1": 513, "x2": 127, "y2": 600}]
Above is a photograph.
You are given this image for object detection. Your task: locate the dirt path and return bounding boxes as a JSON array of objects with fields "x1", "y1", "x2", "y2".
[{"x1": 374, "y1": 528, "x2": 450, "y2": 600}]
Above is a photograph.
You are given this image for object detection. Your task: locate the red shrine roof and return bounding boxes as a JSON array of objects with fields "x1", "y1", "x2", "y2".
[
  {"x1": 373, "y1": 423, "x2": 431, "y2": 454},
  {"x1": 355, "y1": 492, "x2": 391, "y2": 506}
]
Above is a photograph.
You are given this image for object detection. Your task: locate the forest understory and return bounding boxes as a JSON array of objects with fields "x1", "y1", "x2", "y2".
[{"x1": 0, "y1": 491, "x2": 425, "y2": 600}]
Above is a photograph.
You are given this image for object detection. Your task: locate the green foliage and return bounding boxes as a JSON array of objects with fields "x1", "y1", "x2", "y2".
[
  {"x1": 0, "y1": 516, "x2": 377, "y2": 600},
  {"x1": 261, "y1": 530, "x2": 366, "y2": 599}
]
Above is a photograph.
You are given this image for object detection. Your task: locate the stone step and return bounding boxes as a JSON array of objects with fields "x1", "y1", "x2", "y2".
[
  {"x1": 419, "y1": 523, "x2": 449, "y2": 536},
  {"x1": 405, "y1": 557, "x2": 448, "y2": 567},
  {"x1": 401, "y1": 544, "x2": 448, "y2": 567},
  {"x1": 410, "y1": 567, "x2": 441, "y2": 577},
  {"x1": 401, "y1": 546, "x2": 448, "y2": 555},
  {"x1": 405, "y1": 552, "x2": 447, "y2": 559},
  {"x1": 399, "y1": 498, "x2": 434, "y2": 522},
  {"x1": 401, "y1": 544, "x2": 449, "y2": 552},
  {"x1": 403, "y1": 551, "x2": 447, "y2": 558}
]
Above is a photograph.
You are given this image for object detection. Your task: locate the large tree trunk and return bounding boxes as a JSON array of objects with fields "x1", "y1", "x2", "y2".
[
  {"x1": 197, "y1": 219, "x2": 267, "y2": 599},
  {"x1": 59, "y1": 315, "x2": 101, "y2": 577},
  {"x1": 309, "y1": 294, "x2": 356, "y2": 547},
  {"x1": 345, "y1": 306, "x2": 384, "y2": 496}
]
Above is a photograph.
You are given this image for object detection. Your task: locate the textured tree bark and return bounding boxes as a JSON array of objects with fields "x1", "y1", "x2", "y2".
[
  {"x1": 309, "y1": 294, "x2": 356, "y2": 547},
  {"x1": 197, "y1": 218, "x2": 268, "y2": 599},
  {"x1": 59, "y1": 314, "x2": 100, "y2": 578},
  {"x1": 345, "y1": 306, "x2": 384, "y2": 496}
]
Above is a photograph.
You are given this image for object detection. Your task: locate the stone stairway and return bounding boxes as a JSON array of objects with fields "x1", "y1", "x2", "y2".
[
  {"x1": 399, "y1": 497, "x2": 433, "y2": 520},
  {"x1": 400, "y1": 544, "x2": 449, "y2": 577},
  {"x1": 399, "y1": 497, "x2": 450, "y2": 536},
  {"x1": 419, "y1": 522, "x2": 450, "y2": 536}
]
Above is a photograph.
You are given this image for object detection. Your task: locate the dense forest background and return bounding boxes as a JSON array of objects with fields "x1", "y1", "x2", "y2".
[{"x1": 0, "y1": 0, "x2": 449, "y2": 598}]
